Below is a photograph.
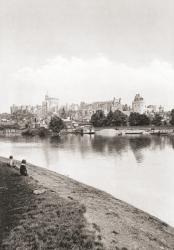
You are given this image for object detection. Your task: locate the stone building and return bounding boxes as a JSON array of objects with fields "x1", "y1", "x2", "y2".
[
  {"x1": 42, "y1": 94, "x2": 59, "y2": 115},
  {"x1": 112, "y1": 98, "x2": 123, "y2": 112},
  {"x1": 10, "y1": 104, "x2": 34, "y2": 114},
  {"x1": 132, "y1": 94, "x2": 145, "y2": 114}
]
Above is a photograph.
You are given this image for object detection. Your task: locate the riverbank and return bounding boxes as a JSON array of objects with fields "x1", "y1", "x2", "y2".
[
  {"x1": 95, "y1": 126, "x2": 174, "y2": 132},
  {"x1": 0, "y1": 161, "x2": 103, "y2": 250},
  {"x1": 1, "y1": 125, "x2": 174, "y2": 137},
  {"x1": 0, "y1": 157, "x2": 174, "y2": 249}
]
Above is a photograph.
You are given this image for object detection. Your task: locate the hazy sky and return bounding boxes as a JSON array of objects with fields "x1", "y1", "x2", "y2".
[{"x1": 0, "y1": 0, "x2": 174, "y2": 112}]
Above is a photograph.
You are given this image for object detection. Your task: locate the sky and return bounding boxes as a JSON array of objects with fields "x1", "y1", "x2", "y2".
[{"x1": 0, "y1": 0, "x2": 174, "y2": 112}]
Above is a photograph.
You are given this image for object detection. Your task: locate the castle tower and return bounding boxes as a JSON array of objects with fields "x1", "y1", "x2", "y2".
[{"x1": 132, "y1": 94, "x2": 145, "y2": 114}]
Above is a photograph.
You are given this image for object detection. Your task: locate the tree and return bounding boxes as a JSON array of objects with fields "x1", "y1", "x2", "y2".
[
  {"x1": 129, "y1": 112, "x2": 150, "y2": 126},
  {"x1": 91, "y1": 109, "x2": 127, "y2": 127},
  {"x1": 129, "y1": 113, "x2": 140, "y2": 126},
  {"x1": 170, "y1": 109, "x2": 174, "y2": 125},
  {"x1": 49, "y1": 116, "x2": 66, "y2": 133},
  {"x1": 60, "y1": 107, "x2": 67, "y2": 119},
  {"x1": 151, "y1": 114, "x2": 162, "y2": 126},
  {"x1": 138, "y1": 114, "x2": 150, "y2": 126},
  {"x1": 105, "y1": 110, "x2": 114, "y2": 126},
  {"x1": 90, "y1": 110, "x2": 106, "y2": 127},
  {"x1": 112, "y1": 110, "x2": 128, "y2": 126},
  {"x1": 38, "y1": 127, "x2": 49, "y2": 137}
]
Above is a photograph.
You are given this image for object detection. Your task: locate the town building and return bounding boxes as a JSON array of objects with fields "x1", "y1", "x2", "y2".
[
  {"x1": 42, "y1": 94, "x2": 59, "y2": 115},
  {"x1": 112, "y1": 98, "x2": 123, "y2": 112},
  {"x1": 8, "y1": 93, "x2": 170, "y2": 125},
  {"x1": 10, "y1": 104, "x2": 34, "y2": 114},
  {"x1": 146, "y1": 105, "x2": 157, "y2": 114},
  {"x1": 145, "y1": 105, "x2": 165, "y2": 116}
]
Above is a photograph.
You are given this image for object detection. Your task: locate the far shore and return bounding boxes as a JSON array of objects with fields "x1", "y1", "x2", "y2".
[
  {"x1": 0, "y1": 156, "x2": 174, "y2": 249},
  {"x1": 1, "y1": 125, "x2": 174, "y2": 138},
  {"x1": 95, "y1": 125, "x2": 174, "y2": 130}
]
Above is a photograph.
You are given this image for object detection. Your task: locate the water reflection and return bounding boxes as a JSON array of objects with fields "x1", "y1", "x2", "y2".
[
  {"x1": 49, "y1": 134, "x2": 174, "y2": 164},
  {"x1": 1, "y1": 134, "x2": 174, "y2": 164},
  {"x1": 129, "y1": 136, "x2": 151, "y2": 163},
  {"x1": 167, "y1": 136, "x2": 174, "y2": 149},
  {"x1": 90, "y1": 136, "x2": 129, "y2": 155}
]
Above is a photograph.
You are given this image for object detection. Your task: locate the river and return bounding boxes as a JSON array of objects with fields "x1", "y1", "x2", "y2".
[{"x1": 0, "y1": 129, "x2": 173, "y2": 226}]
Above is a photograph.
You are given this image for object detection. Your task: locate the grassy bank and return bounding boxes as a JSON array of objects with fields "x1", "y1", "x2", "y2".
[
  {"x1": 0, "y1": 162, "x2": 103, "y2": 250},
  {"x1": 0, "y1": 157, "x2": 174, "y2": 249}
]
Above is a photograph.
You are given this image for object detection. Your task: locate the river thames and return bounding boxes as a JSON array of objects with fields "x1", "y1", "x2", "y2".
[{"x1": 0, "y1": 129, "x2": 173, "y2": 226}]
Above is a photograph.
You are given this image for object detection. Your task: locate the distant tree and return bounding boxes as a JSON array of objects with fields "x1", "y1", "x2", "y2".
[
  {"x1": 60, "y1": 107, "x2": 67, "y2": 119},
  {"x1": 170, "y1": 109, "x2": 174, "y2": 125},
  {"x1": 25, "y1": 123, "x2": 29, "y2": 129},
  {"x1": 90, "y1": 110, "x2": 106, "y2": 127},
  {"x1": 138, "y1": 114, "x2": 150, "y2": 126},
  {"x1": 91, "y1": 109, "x2": 127, "y2": 127},
  {"x1": 49, "y1": 116, "x2": 66, "y2": 133},
  {"x1": 129, "y1": 112, "x2": 150, "y2": 126},
  {"x1": 151, "y1": 114, "x2": 162, "y2": 126},
  {"x1": 38, "y1": 127, "x2": 49, "y2": 137},
  {"x1": 112, "y1": 110, "x2": 128, "y2": 126},
  {"x1": 163, "y1": 120, "x2": 167, "y2": 126},
  {"x1": 105, "y1": 110, "x2": 114, "y2": 126},
  {"x1": 129, "y1": 113, "x2": 140, "y2": 126}
]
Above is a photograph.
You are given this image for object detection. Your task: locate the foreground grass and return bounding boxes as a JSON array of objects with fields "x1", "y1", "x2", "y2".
[{"x1": 0, "y1": 163, "x2": 103, "y2": 250}]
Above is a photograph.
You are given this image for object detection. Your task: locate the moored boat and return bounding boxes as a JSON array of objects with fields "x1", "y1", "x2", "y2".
[
  {"x1": 116, "y1": 129, "x2": 148, "y2": 135},
  {"x1": 125, "y1": 131, "x2": 144, "y2": 135},
  {"x1": 75, "y1": 125, "x2": 95, "y2": 135},
  {"x1": 150, "y1": 130, "x2": 168, "y2": 136}
]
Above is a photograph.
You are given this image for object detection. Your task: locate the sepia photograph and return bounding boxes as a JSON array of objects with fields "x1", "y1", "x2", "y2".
[{"x1": 0, "y1": 0, "x2": 174, "y2": 249}]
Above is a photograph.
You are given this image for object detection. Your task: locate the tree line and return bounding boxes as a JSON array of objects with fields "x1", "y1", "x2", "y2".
[{"x1": 90, "y1": 109, "x2": 174, "y2": 127}]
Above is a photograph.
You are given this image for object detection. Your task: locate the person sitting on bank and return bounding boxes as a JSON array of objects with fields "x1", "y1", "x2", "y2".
[
  {"x1": 20, "y1": 159, "x2": 28, "y2": 176},
  {"x1": 8, "y1": 155, "x2": 15, "y2": 167}
]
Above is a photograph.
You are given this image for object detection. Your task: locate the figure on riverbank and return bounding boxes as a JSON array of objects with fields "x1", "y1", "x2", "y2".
[
  {"x1": 8, "y1": 155, "x2": 15, "y2": 167},
  {"x1": 20, "y1": 159, "x2": 28, "y2": 176}
]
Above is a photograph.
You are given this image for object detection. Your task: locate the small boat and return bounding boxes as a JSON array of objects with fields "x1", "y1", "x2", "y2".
[
  {"x1": 116, "y1": 129, "x2": 145, "y2": 136},
  {"x1": 150, "y1": 130, "x2": 168, "y2": 136},
  {"x1": 123, "y1": 129, "x2": 145, "y2": 135},
  {"x1": 74, "y1": 125, "x2": 95, "y2": 135},
  {"x1": 125, "y1": 131, "x2": 144, "y2": 135},
  {"x1": 82, "y1": 127, "x2": 95, "y2": 134}
]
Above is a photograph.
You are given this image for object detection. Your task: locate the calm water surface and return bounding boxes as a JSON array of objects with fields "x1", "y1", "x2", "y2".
[{"x1": 0, "y1": 129, "x2": 174, "y2": 226}]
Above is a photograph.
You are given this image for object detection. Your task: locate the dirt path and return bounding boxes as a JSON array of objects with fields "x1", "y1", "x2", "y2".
[
  {"x1": 26, "y1": 162, "x2": 174, "y2": 250},
  {"x1": 0, "y1": 157, "x2": 174, "y2": 250}
]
